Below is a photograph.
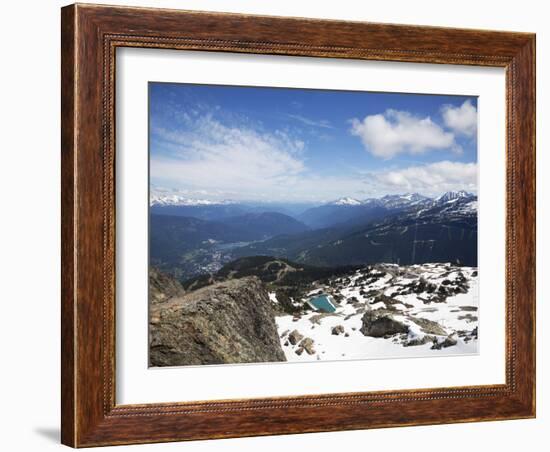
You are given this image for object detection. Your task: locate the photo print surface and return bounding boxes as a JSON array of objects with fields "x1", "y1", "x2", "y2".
[{"x1": 148, "y1": 82, "x2": 479, "y2": 367}]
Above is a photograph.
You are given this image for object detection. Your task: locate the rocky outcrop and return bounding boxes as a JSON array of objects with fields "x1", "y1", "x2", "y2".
[
  {"x1": 431, "y1": 333, "x2": 458, "y2": 350},
  {"x1": 360, "y1": 306, "x2": 454, "y2": 350},
  {"x1": 288, "y1": 330, "x2": 304, "y2": 345},
  {"x1": 409, "y1": 317, "x2": 447, "y2": 336},
  {"x1": 149, "y1": 276, "x2": 286, "y2": 366},
  {"x1": 360, "y1": 310, "x2": 409, "y2": 337},
  {"x1": 149, "y1": 267, "x2": 185, "y2": 305}
]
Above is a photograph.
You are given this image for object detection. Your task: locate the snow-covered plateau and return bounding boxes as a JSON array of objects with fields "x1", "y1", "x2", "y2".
[{"x1": 271, "y1": 263, "x2": 479, "y2": 362}]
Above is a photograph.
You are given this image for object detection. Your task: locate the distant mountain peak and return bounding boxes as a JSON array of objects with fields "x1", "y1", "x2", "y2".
[
  {"x1": 403, "y1": 192, "x2": 428, "y2": 201},
  {"x1": 329, "y1": 197, "x2": 362, "y2": 206},
  {"x1": 377, "y1": 193, "x2": 429, "y2": 209},
  {"x1": 381, "y1": 192, "x2": 426, "y2": 201},
  {"x1": 436, "y1": 190, "x2": 473, "y2": 203}
]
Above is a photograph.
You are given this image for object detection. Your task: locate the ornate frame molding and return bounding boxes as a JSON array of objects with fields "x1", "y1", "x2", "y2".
[{"x1": 62, "y1": 4, "x2": 535, "y2": 447}]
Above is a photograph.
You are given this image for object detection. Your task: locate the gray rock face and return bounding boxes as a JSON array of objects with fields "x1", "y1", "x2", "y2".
[
  {"x1": 360, "y1": 310, "x2": 409, "y2": 337},
  {"x1": 405, "y1": 335, "x2": 436, "y2": 347},
  {"x1": 432, "y1": 334, "x2": 458, "y2": 350},
  {"x1": 360, "y1": 308, "x2": 450, "y2": 343},
  {"x1": 409, "y1": 317, "x2": 447, "y2": 336},
  {"x1": 149, "y1": 276, "x2": 286, "y2": 366},
  {"x1": 288, "y1": 330, "x2": 304, "y2": 345},
  {"x1": 149, "y1": 267, "x2": 185, "y2": 305}
]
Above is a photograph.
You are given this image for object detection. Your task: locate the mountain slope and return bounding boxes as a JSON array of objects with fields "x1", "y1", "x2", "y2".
[
  {"x1": 150, "y1": 212, "x2": 309, "y2": 280},
  {"x1": 233, "y1": 193, "x2": 477, "y2": 267},
  {"x1": 150, "y1": 204, "x2": 249, "y2": 221},
  {"x1": 150, "y1": 214, "x2": 250, "y2": 265},
  {"x1": 378, "y1": 193, "x2": 430, "y2": 209},
  {"x1": 297, "y1": 202, "x2": 389, "y2": 229},
  {"x1": 297, "y1": 193, "x2": 431, "y2": 229},
  {"x1": 219, "y1": 212, "x2": 309, "y2": 239},
  {"x1": 301, "y1": 193, "x2": 477, "y2": 266},
  {"x1": 231, "y1": 224, "x2": 348, "y2": 261},
  {"x1": 183, "y1": 255, "x2": 361, "y2": 291}
]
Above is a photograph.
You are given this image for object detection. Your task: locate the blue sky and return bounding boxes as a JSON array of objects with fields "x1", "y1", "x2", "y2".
[{"x1": 149, "y1": 82, "x2": 478, "y2": 203}]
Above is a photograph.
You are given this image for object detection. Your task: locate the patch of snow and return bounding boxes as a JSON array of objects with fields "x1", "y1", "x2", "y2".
[
  {"x1": 435, "y1": 190, "x2": 473, "y2": 203},
  {"x1": 275, "y1": 262, "x2": 479, "y2": 363},
  {"x1": 329, "y1": 197, "x2": 362, "y2": 206}
]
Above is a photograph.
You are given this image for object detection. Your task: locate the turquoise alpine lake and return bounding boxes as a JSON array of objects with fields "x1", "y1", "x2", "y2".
[{"x1": 308, "y1": 294, "x2": 336, "y2": 313}]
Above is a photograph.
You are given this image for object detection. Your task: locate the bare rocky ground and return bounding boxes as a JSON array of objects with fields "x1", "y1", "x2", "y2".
[{"x1": 149, "y1": 263, "x2": 478, "y2": 367}]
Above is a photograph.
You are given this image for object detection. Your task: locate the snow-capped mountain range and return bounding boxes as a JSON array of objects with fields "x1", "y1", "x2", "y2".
[
  {"x1": 151, "y1": 191, "x2": 475, "y2": 208},
  {"x1": 150, "y1": 194, "x2": 236, "y2": 207},
  {"x1": 435, "y1": 190, "x2": 472, "y2": 203},
  {"x1": 328, "y1": 191, "x2": 474, "y2": 209},
  {"x1": 329, "y1": 197, "x2": 363, "y2": 206}
]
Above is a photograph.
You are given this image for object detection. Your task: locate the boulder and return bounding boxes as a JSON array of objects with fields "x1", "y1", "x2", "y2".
[
  {"x1": 288, "y1": 329, "x2": 304, "y2": 345},
  {"x1": 331, "y1": 325, "x2": 345, "y2": 335},
  {"x1": 299, "y1": 337, "x2": 316, "y2": 355},
  {"x1": 360, "y1": 311, "x2": 409, "y2": 337}
]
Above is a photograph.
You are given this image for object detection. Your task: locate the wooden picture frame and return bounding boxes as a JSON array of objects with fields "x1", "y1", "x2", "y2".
[{"x1": 61, "y1": 3, "x2": 536, "y2": 447}]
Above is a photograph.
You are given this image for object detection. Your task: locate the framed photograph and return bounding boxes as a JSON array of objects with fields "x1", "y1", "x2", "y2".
[{"x1": 61, "y1": 3, "x2": 536, "y2": 447}]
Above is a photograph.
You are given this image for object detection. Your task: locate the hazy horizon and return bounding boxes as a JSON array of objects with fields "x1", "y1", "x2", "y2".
[{"x1": 150, "y1": 186, "x2": 476, "y2": 207}]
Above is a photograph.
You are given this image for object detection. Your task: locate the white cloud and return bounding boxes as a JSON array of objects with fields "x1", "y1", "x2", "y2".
[
  {"x1": 364, "y1": 161, "x2": 477, "y2": 197},
  {"x1": 150, "y1": 115, "x2": 375, "y2": 202},
  {"x1": 151, "y1": 116, "x2": 308, "y2": 200},
  {"x1": 151, "y1": 112, "x2": 476, "y2": 203},
  {"x1": 287, "y1": 114, "x2": 333, "y2": 129},
  {"x1": 350, "y1": 109, "x2": 457, "y2": 159},
  {"x1": 441, "y1": 100, "x2": 478, "y2": 137}
]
